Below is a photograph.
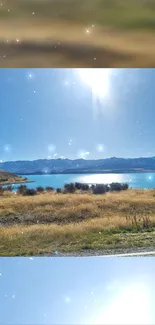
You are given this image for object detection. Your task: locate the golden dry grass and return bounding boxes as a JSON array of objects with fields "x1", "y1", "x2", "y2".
[
  {"x1": 0, "y1": 189, "x2": 155, "y2": 255},
  {"x1": 1, "y1": 190, "x2": 155, "y2": 226}
]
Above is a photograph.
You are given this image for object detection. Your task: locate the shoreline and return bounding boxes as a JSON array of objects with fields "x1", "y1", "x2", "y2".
[
  {"x1": 0, "y1": 180, "x2": 35, "y2": 186},
  {"x1": 17, "y1": 170, "x2": 155, "y2": 176},
  {"x1": 47, "y1": 246, "x2": 155, "y2": 257}
]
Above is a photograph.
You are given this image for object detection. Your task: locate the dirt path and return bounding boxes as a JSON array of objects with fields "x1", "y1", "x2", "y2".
[
  {"x1": 49, "y1": 246, "x2": 155, "y2": 257},
  {"x1": 1, "y1": 20, "x2": 155, "y2": 67}
]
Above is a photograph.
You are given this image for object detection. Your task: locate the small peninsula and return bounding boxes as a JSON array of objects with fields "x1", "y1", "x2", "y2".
[{"x1": 0, "y1": 170, "x2": 34, "y2": 186}]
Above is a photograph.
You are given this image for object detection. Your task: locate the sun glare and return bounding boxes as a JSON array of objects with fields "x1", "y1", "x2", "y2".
[
  {"x1": 78, "y1": 69, "x2": 111, "y2": 99},
  {"x1": 93, "y1": 282, "x2": 151, "y2": 325},
  {"x1": 77, "y1": 174, "x2": 124, "y2": 184}
]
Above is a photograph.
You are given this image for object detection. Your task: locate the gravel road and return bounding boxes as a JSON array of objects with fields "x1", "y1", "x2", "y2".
[{"x1": 49, "y1": 246, "x2": 155, "y2": 257}]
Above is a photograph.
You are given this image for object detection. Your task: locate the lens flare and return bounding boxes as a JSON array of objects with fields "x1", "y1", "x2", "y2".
[
  {"x1": 93, "y1": 282, "x2": 151, "y2": 325},
  {"x1": 78, "y1": 69, "x2": 111, "y2": 99},
  {"x1": 77, "y1": 69, "x2": 113, "y2": 119}
]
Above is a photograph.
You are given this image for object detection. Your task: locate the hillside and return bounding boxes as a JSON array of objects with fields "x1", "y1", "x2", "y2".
[
  {"x1": 0, "y1": 157, "x2": 155, "y2": 174},
  {"x1": 0, "y1": 170, "x2": 32, "y2": 185}
]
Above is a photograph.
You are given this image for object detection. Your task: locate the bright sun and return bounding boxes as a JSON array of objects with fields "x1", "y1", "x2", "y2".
[
  {"x1": 93, "y1": 282, "x2": 151, "y2": 325},
  {"x1": 78, "y1": 68, "x2": 111, "y2": 99}
]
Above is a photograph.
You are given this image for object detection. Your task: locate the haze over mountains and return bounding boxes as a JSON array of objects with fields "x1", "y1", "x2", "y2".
[{"x1": 0, "y1": 157, "x2": 155, "y2": 174}]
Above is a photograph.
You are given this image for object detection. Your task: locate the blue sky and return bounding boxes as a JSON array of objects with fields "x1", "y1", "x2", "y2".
[
  {"x1": 0, "y1": 257, "x2": 155, "y2": 325},
  {"x1": 0, "y1": 68, "x2": 155, "y2": 161}
]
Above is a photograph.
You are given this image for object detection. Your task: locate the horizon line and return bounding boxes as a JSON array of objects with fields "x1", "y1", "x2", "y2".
[{"x1": 0, "y1": 156, "x2": 155, "y2": 163}]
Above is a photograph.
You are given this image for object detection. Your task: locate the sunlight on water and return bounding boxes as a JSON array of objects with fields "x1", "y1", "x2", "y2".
[
  {"x1": 78, "y1": 173, "x2": 125, "y2": 184},
  {"x1": 9, "y1": 172, "x2": 155, "y2": 191}
]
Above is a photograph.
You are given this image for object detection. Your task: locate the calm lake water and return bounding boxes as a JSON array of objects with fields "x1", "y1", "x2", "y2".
[{"x1": 11, "y1": 172, "x2": 155, "y2": 190}]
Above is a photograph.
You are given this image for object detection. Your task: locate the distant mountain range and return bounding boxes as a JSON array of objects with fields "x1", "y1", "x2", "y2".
[{"x1": 0, "y1": 157, "x2": 155, "y2": 175}]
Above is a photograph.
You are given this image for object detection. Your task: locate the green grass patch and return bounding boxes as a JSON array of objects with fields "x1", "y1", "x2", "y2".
[{"x1": 1, "y1": 225, "x2": 155, "y2": 256}]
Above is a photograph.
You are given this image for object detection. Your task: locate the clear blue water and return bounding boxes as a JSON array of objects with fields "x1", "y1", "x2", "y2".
[{"x1": 10, "y1": 172, "x2": 155, "y2": 190}]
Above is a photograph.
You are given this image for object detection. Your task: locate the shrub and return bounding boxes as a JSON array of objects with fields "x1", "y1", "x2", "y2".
[
  {"x1": 5, "y1": 185, "x2": 13, "y2": 192},
  {"x1": 56, "y1": 188, "x2": 61, "y2": 193},
  {"x1": 36, "y1": 186, "x2": 44, "y2": 193},
  {"x1": 17, "y1": 185, "x2": 27, "y2": 195},
  {"x1": 92, "y1": 184, "x2": 106, "y2": 194},
  {"x1": 109, "y1": 182, "x2": 122, "y2": 192},
  {"x1": 74, "y1": 182, "x2": 82, "y2": 190},
  {"x1": 23, "y1": 188, "x2": 37, "y2": 196},
  {"x1": 121, "y1": 183, "x2": 129, "y2": 190},
  {"x1": 109, "y1": 182, "x2": 129, "y2": 191},
  {"x1": 64, "y1": 183, "x2": 76, "y2": 193},
  {"x1": 74, "y1": 182, "x2": 90, "y2": 191},
  {"x1": 105, "y1": 184, "x2": 110, "y2": 192},
  {"x1": 0, "y1": 178, "x2": 8, "y2": 182},
  {"x1": 46, "y1": 186, "x2": 54, "y2": 192},
  {"x1": 80, "y1": 183, "x2": 89, "y2": 191},
  {"x1": 0, "y1": 186, "x2": 4, "y2": 195}
]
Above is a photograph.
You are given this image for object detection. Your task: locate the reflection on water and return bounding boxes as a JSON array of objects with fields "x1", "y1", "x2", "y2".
[
  {"x1": 9, "y1": 172, "x2": 155, "y2": 190},
  {"x1": 78, "y1": 173, "x2": 124, "y2": 184},
  {"x1": 78, "y1": 173, "x2": 155, "y2": 189}
]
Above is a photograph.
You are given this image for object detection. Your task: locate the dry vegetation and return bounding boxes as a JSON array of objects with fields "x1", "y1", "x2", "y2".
[
  {"x1": 1, "y1": 189, "x2": 155, "y2": 255},
  {"x1": 0, "y1": 169, "x2": 31, "y2": 186},
  {"x1": 1, "y1": 0, "x2": 155, "y2": 67}
]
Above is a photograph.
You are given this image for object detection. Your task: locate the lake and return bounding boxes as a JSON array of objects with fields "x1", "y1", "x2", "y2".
[{"x1": 11, "y1": 172, "x2": 155, "y2": 190}]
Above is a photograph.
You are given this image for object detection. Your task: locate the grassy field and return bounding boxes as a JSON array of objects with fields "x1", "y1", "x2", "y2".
[
  {"x1": 1, "y1": 189, "x2": 155, "y2": 256},
  {"x1": 1, "y1": 0, "x2": 155, "y2": 67}
]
